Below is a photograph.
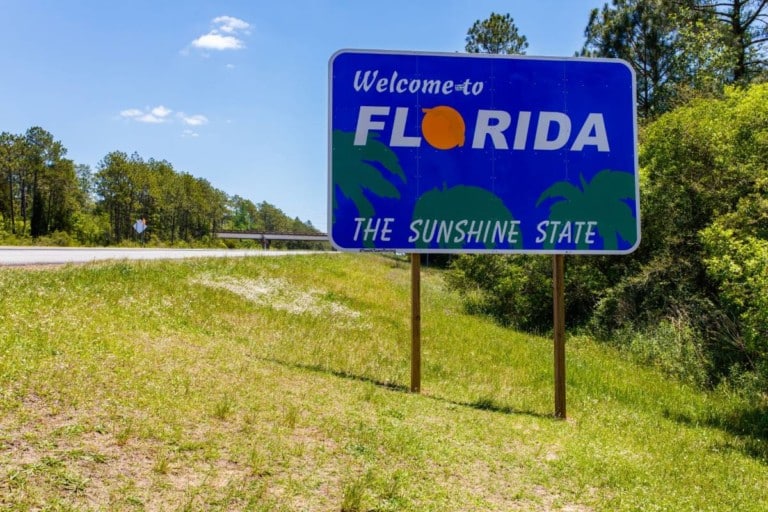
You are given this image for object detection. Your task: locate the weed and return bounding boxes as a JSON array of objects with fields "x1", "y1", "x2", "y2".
[
  {"x1": 341, "y1": 472, "x2": 371, "y2": 512},
  {"x1": 153, "y1": 451, "x2": 171, "y2": 475},
  {"x1": 115, "y1": 421, "x2": 133, "y2": 447},
  {"x1": 56, "y1": 470, "x2": 88, "y2": 493},
  {"x1": 282, "y1": 404, "x2": 299, "y2": 429},
  {"x1": 213, "y1": 393, "x2": 235, "y2": 420}
]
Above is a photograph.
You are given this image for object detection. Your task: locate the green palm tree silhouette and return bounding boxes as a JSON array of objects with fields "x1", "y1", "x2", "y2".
[
  {"x1": 411, "y1": 185, "x2": 521, "y2": 250},
  {"x1": 332, "y1": 129, "x2": 406, "y2": 224},
  {"x1": 536, "y1": 169, "x2": 637, "y2": 250}
]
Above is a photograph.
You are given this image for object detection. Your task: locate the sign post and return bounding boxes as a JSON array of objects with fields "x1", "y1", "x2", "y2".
[
  {"x1": 553, "y1": 254, "x2": 566, "y2": 418},
  {"x1": 329, "y1": 50, "x2": 639, "y2": 414},
  {"x1": 411, "y1": 254, "x2": 421, "y2": 393}
]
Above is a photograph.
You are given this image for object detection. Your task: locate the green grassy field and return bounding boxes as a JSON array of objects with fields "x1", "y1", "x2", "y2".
[{"x1": 1, "y1": 254, "x2": 766, "y2": 511}]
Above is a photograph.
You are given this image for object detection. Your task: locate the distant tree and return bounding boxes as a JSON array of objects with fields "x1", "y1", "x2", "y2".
[
  {"x1": 206, "y1": 185, "x2": 229, "y2": 236},
  {"x1": 581, "y1": 0, "x2": 684, "y2": 118},
  {"x1": 43, "y1": 157, "x2": 79, "y2": 234},
  {"x1": 96, "y1": 151, "x2": 140, "y2": 243},
  {"x1": 15, "y1": 127, "x2": 81, "y2": 238},
  {"x1": 258, "y1": 201, "x2": 292, "y2": 233},
  {"x1": 0, "y1": 132, "x2": 24, "y2": 233},
  {"x1": 229, "y1": 195, "x2": 260, "y2": 231},
  {"x1": 75, "y1": 164, "x2": 95, "y2": 208},
  {"x1": 1, "y1": 129, "x2": 80, "y2": 238},
  {"x1": 286, "y1": 216, "x2": 324, "y2": 249},
  {"x1": 583, "y1": 1, "x2": 768, "y2": 117},
  {"x1": 465, "y1": 12, "x2": 528, "y2": 54},
  {"x1": 688, "y1": 0, "x2": 768, "y2": 82},
  {"x1": 23, "y1": 127, "x2": 67, "y2": 236},
  {"x1": 149, "y1": 159, "x2": 179, "y2": 242}
]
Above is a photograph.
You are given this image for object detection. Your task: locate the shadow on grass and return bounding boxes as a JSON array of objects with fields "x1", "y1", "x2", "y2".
[
  {"x1": 256, "y1": 356, "x2": 553, "y2": 420},
  {"x1": 458, "y1": 396, "x2": 549, "y2": 418},
  {"x1": 665, "y1": 405, "x2": 768, "y2": 461},
  {"x1": 258, "y1": 356, "x2": 409, "y2": 392}
]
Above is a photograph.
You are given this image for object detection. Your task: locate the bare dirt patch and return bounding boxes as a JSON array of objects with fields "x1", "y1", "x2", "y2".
[{"x1": 0, "y1": 394, "x2": 256, "y2": 511}]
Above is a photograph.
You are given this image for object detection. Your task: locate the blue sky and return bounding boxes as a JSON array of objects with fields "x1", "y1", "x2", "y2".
[{"x1": 0, "y1": 0, "x2": 603, "y2": 232}]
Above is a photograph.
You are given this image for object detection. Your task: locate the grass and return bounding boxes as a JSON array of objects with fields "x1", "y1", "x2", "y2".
[{"x1": 0, "y1": 253, "x2": 766, "y2": 511}]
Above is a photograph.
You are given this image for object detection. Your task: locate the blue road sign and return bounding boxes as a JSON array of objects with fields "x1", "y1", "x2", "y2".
[{"x1": 328, "y1": 50, "x2": 639, "y2": 254}]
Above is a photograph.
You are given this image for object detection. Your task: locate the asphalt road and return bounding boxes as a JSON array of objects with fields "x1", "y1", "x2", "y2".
[{"x1": 0, "y1": 247, "x2": 324, "y2": 266}]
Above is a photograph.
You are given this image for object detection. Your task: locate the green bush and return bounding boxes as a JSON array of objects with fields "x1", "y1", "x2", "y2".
[
  {"x1": 446, "y1": 254, "x2": 611, "y2": 332},
  {"x1": 619, "y1": 315, "x2": 711, "y2": 388},
  {"x1": 71, "y1": 211, "x2": 109, "y2": 246},
  {"x1": 34, "y1": 230, "x2": 75, "y2": 247},
  {"x1": 0, "y1": 231, "x2": 29, "y2": 246},
  {"x1": 702, "y1": 224, "x2": 768, "y2": 371},
  {"x1": 447, "y1": 84, "x2": 768, "y2": 395},
  {"x1": 446, "y1": 255, "x2": 551, "y2": 331},
  {"x1": 590, "y1": 84, "x2": 768, "y2": 390}
]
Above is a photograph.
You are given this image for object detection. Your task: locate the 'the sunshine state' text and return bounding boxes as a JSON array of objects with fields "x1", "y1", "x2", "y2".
[{"x1": 351, "y1": 217, "x2": 599, "y2": 246}]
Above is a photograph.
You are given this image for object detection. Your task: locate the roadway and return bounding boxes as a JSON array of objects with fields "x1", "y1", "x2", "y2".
[{"x1": 0, "y1": 247, "x2": 324, "y2": 266}]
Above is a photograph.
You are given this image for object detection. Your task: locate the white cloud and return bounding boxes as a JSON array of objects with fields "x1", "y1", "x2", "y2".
[
  {"x1": 137, "y1": 113, "x2": 165, "y2": 124},
  {"x1": 120, "y1": 106, "x2": 206, "y2": 128},
  {"x1": 179, "y1": 113, "x2": 209, "y2": 126},
  {"x1": 189, "y1": 15, "x2": 250, "y2": 52},
  {"x1": 225, "y1": 63, "x2": 235, "y2": 70},
  {"x1": 151, "y1": 105, "x2": 172, "y2": 118},
  {"x1": 182, "y1": 129, "x2": 200, "y2": 138},
  {"x1": 191, "y1": 33, "x2": 244, "y2": 51},
  {"x1": 121, "y1": 105, "x2": 172, "y2": 124},
  {"x1": 212, "y1": 16, "x2": 250, "y2": 34},
  {"x1": 120, "y1": 108, "x2": 143, "y2": 118}
]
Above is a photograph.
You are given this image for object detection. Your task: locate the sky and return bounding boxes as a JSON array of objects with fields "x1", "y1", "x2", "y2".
[{"x1": 0, "y1": 0, "x2": 604, "y2": 232}]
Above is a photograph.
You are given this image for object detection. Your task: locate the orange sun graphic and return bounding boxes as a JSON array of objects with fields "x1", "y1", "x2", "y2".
[{"x1": 421, "y1": 106, "x2": 465, "y2": 150}]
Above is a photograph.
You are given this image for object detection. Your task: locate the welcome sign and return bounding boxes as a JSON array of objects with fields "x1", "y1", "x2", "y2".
[{"x1": 328, "y1": 50, "x2": 639, "y2": 254}]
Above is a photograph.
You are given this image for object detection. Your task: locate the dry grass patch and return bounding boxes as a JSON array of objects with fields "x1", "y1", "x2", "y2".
[{"x1": 192, "y1": 275, "x2": 362, "y2": 320}]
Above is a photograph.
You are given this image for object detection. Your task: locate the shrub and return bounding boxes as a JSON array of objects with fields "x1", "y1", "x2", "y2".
[
  {"x1": 702, "y1": 224, "x2": 768, "y2": 375},
  {"x1": 446, "y1": 254, "x2": 551, "y2": 331},
  {"x1": 34, "y1": 230, "x2": 74, "y2": 247},
  {"x1": 446, "y1": 254, "x2": 611, "y2": 332},
  {"x1": 621, "y1": 315, "x2": 711, "y2": 388}
]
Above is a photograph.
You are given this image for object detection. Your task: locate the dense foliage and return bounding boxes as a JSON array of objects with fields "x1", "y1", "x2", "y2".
[
  {"x1": 600, "y1": 84, "x2": 768, "y2": 384},
  {"x1": 581, "y1": 0, "x2": 768, "y2": 118},
  {"x1": 0, "y1": 129, "x2": 322, "y2": 248},
  {"x1": 449, "y1": 83, "x2": 768, "y2": 391},
  {"x1": 449, "y1": 6, "x2": 768, "y2": 393},
  {"x1": 0, "y1": 128, "x2": 80, "y2": 240}
]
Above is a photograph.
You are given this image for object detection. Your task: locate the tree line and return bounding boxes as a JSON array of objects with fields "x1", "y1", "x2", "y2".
[
  {"x1": 452, "y1": 0, "x2": 768, "y2": 396},
  {"x1": 0, "y1": 128, "x2": 322, "y2": 248},
  {"x1": 466, "y1": 1, "x2": 767, "y2": 119}
]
